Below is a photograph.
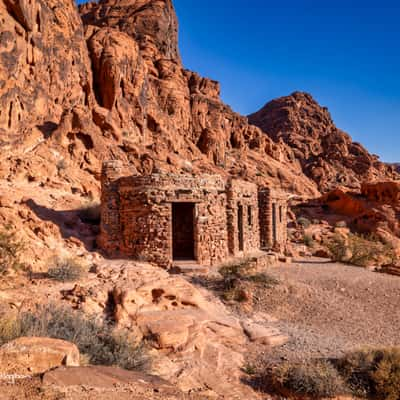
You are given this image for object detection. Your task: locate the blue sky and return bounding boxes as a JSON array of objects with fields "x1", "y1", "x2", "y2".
[{"x1": 77, "y1": 1, "x2": 400, "y2": 162}]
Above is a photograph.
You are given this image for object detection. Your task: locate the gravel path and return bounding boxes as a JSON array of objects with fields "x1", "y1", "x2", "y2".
[{"x1": 252, "y1": 258, "x2": 400, "y2": 363}]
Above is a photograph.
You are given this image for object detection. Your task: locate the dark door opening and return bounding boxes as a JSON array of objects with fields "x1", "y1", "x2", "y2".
[
  {"x1": 172, "y1": 203, "x2": 195, "y2": 260},
  {"x1": 238, "y1": 204, "x2": 244, "y2": 251},
  {"x1": 272, "y1": 203, "x2": 277, "y2": 244}
]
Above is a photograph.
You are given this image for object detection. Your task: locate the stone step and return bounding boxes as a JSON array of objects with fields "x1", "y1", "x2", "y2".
[{"x1": 170, "y1": 263, "x2": 209, "y2": 275}]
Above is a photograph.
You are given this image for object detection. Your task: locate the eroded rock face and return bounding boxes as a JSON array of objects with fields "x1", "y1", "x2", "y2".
[
  {"x1": 361, "y1": 181, "x2": 400, "y2": 204},
  {"x1": 0, "y1": 0, "x2": 323, "y2": 269},
  {"x1": 249, "y1": 92, "x2": 398, "y2": 192},
  {"x1": 80, "y1": 0, "x2": 180, "y2": 63},
  {"x1": 317, "y1": 182, "x2": 400, "y2": 240},
  {"x1": 0, "y1": 0, "x2": 92, "y2": 145},
  {"x1": 62, "y1": 260, "x2": 264, "y2": 398}
]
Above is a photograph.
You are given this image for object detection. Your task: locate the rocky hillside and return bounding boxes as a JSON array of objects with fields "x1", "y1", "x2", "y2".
[
  {"x1": 0, "y1": 0, "x2": 397, "y2": 266},
  {"x1": 0, "y1": 0, "x2": 316, "y2": 266},
  {"x1": 0, "y1": 0, "x2": 317, "y2": 194},
  {"x1": 249, "y1": 92, "x2": 398, "y2": 192}
]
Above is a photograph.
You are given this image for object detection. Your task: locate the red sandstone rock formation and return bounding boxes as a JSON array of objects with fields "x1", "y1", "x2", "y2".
[
  {"x1": 0, "y1": 0, "x2": 318, "y2": 266},
  {"x1": 318, "y1": 183, "x2": 400, "y2": 239},
  {"x1": 249, "y1": 92, "x2": 398, "y2": 192},
  {"x1": 0, "y1": 0, "x2": 398, "y2": 267}
]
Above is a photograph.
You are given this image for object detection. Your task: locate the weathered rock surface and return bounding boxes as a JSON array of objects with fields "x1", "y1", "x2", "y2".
[
  {"x1": 249, "y1": 92, "x2": 398, "y2": 192},
  {"x1": 42, "y1": 365, "x2": 176, "y2": 391},
  {"x1": 0, "y1": 366, "x2": 211, "y2": 399},
  {"x1": 294, "y1": 182, "x2": 400, "y2": 260},
  {"x1": 57, "y1": 259, "x2": 273, "y2": 398},
  {"x1": 0, "y1": 0, "x2": 321, "y2": 269},
  {"x1": 0, "y1": 337, "x2": 79, "y2": 375},
  {"x1": 242, "y1": 320, "x2": 289, "y2": 346}
]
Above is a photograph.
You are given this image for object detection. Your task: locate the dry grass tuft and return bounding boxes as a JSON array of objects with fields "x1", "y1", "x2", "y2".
[
  {"x1": 327, "y1": 233, "x2": 396, "y2": 267},
  {"x1": 0, "y1": 305, "x2": 148, "y2": 371},
  {"x1": 47, "y1": 256, "x2": 87, "y2": 282},
  {"x1": 263, "y1": 359, "x2": 348, "y2": 398},
  {"x1": 0, "y1": 227, "x2": 24, "y2": 275},
  {"x1": 337, "y1": 347, "x2": 400, "y2": 400}
]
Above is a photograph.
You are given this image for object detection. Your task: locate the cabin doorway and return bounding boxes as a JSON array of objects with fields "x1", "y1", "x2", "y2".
[
  {"x1": 272, "y1": 203, "x2": 277, "y2": 244},
  {"x1": 172, "y1": 203, "x2": 195, "y2": 260},
  {"x1": 238, "y1": 204, "x2": 244, "y2": 251}
]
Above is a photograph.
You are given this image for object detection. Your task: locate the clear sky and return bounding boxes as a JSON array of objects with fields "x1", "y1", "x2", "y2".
[{"x1": 77, "y1": 1, "x2": 400, "y2": 162}]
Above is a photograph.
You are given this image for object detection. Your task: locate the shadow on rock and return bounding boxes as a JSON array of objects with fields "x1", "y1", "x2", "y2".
[{"x1": 25, "y1": 199, "x2": 100, "y2": 252}]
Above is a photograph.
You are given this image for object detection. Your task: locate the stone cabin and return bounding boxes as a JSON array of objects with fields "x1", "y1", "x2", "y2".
[{"x1": 99, "y1": 161, "x2": 288, "y2": 268}]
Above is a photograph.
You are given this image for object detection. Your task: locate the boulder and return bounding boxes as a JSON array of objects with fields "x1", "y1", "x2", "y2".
[{"x1": 0, "y1": 337, "x2": 80, "y2": 375}]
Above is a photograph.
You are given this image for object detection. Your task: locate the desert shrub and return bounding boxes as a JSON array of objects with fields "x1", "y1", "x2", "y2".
[
  {"x1": 327, "y1": 233, "x2": 348, "y2": 262},
  {"x1": 0, "y1": 305, "x2": 147, "y2": 371},
  {"x1": 297, "y1": 217, "x2": 311, "y2": 228},
  {"x1": 78, "y1": 201, "x2": 101, "y2": 224},
  {"x1": 349, "y1": 235, "x2": 380, "y2": 267},
  {"x1": 0, "y1": 227, "x2": 24, "y2": 275},
  {"x1": 56, "y1": 159, "x2": 68, "y2": 172},
  {"x1": 246, "y1": 273, "x2": 280, "y2": 287},
  {"x1": 337, "y1": 347, "x2": 400, "y2": 400},
  {"x1": 303, "y1": 233, "x2": 314, "y2": 247},
  {"x1": 222, "y1": 286, "x2": 249, "y2": 303},
  {"x1": 242, "y1": 363, "x2": 257, "y2": 375},
  {"x1": 335, "y1": 220, "x2": 347, "y2": 228},
  {"x1": 218, "y1": 259, "x2": 278, "y2": 302},
  {"x1": 327, "y1": 233, "x2": 395, "y2": 267},
  {"x1": 219, "y1": 258, "x2": 252, "y2": 279},
  {"x1": 47, "y1": 256, "x2": 87, "y2": 282},
  {"x1": 265, "y1": 359, "x2": 348, "y2": 398},
  {"x1": 0, "y1": 314, "x2": 22, "y2": 346}
]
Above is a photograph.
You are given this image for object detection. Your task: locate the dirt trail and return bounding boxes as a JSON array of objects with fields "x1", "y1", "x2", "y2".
[{"x1": 249, "y1": 258, "x2": 400, "y2": 363}]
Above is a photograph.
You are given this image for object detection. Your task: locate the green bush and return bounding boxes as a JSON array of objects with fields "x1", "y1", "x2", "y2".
[
  {"x1": 47, "y1": 257, "x2": 87, "y2": 282},
  {"x1": 266, "y1": 359, "x2": 347, "y2": 398},
  {"x1": 0, "y1": 228, "x2": 24, "y2": 275},
  {"x1": 0, "y1": 305, "x2": 147, "y2": 371},
  {"x1": 337, "y1": 347, "x2": 400, "y2": 400}
]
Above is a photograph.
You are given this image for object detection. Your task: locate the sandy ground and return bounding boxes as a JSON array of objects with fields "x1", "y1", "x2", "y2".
[{"x1": 248, "y1": 258, "x2": 400, "y2": 366}]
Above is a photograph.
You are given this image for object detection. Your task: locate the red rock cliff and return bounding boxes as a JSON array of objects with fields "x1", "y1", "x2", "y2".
[{"x1": 249, "y1": 92, "x2": 398, "y2": 192}]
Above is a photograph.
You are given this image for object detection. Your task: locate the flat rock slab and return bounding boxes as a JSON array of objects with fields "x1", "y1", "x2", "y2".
[
  {"x1": 0, "y1": 337, "x2": 80, "y2": 375},
  {"x1": 43, "y1": 365, "x2": 176, "y2": 393},
  {"x1": 242, "y1": 322, "x2": 289, "y2": 346}
]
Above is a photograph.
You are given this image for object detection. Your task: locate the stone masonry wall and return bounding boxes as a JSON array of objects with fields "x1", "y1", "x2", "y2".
[
  {"x1": 227, "y1": 179, "x2": 260, "y2": 255},
  {"x1": 100, "y1": 165, "x2": 229, "y2": 268},
  {"x1": 259, "y1": 188, "x2": 288, "y2": 250},
  {"x1": 100, "y1": 162, "x2": 288, "y2": 267},
  {"x1": 98, "y1": 160, "x2": 125, "y2": 254}
]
